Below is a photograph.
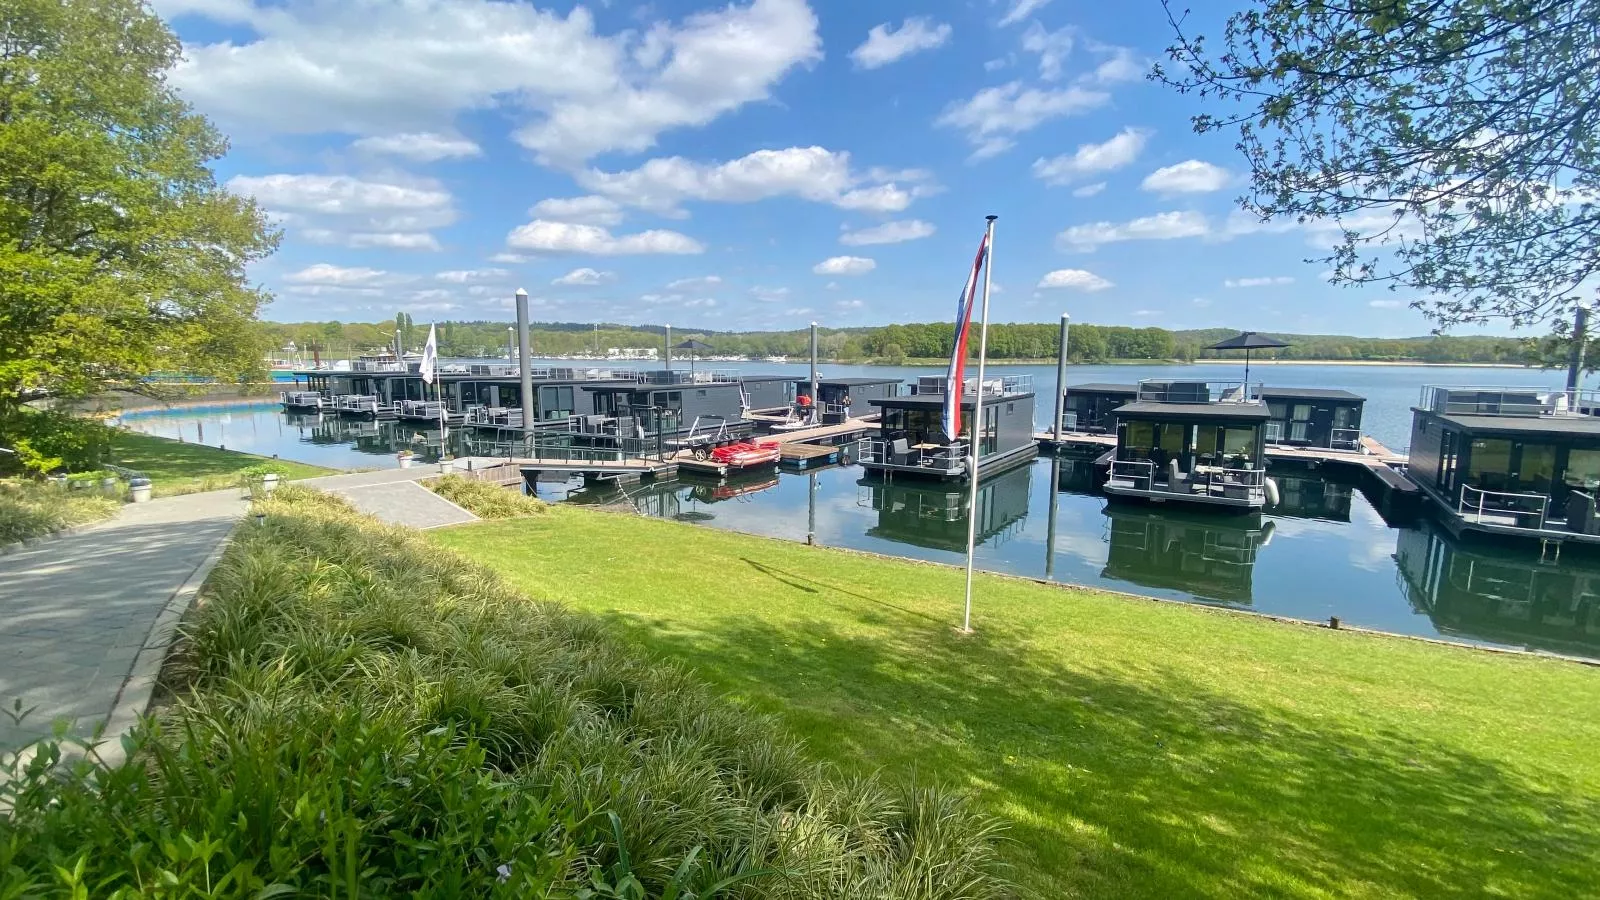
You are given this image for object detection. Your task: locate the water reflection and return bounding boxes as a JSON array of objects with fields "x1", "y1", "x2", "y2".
[
  {"x1": 1101, "y1": 507, "x2": 1274, "y2": 605},
  {"x1": 1395, "y1": 526, "x2": 1600, "y2": 657},
  {"x1": 856, "y1": 467, "x2": 1033, "y2": 553}
]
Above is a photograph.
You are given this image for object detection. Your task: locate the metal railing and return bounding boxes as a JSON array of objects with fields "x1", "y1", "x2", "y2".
[
  {"x1": 351, "y1": 359, "x2": 407, "y2": 373},
  {"x1": 334, "y1": 394, "x2": 383, "y2": 415},
  {"x1": 397, "y1": 399, "x2": 451, "y2": 418},
  {"x1": 1107, "y1": 459, "x2": 1155, "y2": 490},
  {"x1": 1331, "y1": 427, "x2": 1362, "y2": 451},
  {"x1": 1458, "y1": 484, "x2": 1549, "y2": 529},
  {"x1": 913, "y1": 374, "x2": 1034, "y2": 397},
  {"x1": 1135, "y1": 379, "x2": 1263, "y2": 404},
  {"x1": 1107, "y1": 459, "x2": 1266, "y2": 502},
  {"x1": 1419, "y1": 385, "x2": 1600, "y2": 418},
  {"x1": 1057, "y1": 411, "x2": 1079, "y2": 432},
  {"x1": 280, "y1": 391, "x2": 325, "y2": 407},
  {"x1": 864, "y1": 438, "x2": 970, "y2": 473},
  {"x1": 465, "y1": 406, "x2": 524, "y2": 428}
]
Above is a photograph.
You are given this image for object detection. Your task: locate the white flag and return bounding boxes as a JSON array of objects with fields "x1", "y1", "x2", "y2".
[{"x1": 420, "y1": 323, "x2": 438, "y2": 384}]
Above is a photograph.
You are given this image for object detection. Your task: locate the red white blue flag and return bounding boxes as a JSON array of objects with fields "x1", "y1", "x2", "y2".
[{"x1": 943, "y1": 233, "x2": 990, "y2": 441}]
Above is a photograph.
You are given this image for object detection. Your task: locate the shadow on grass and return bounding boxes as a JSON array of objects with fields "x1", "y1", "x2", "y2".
[{"x1": 597, "y1": 606, "x2": 1600, "y2": 899}]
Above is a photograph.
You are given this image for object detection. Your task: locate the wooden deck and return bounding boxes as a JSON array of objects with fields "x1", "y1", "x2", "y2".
[{"x1": 765, "y1": 418, "x2": 878, "y2": 444}]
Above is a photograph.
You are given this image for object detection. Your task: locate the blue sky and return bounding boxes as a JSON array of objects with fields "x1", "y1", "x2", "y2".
[{"x1": 151, "y1": 0, "x2": 1470, "y2": 336}]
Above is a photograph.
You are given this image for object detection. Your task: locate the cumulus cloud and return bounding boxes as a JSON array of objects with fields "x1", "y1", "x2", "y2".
[
  {"x1": 284, "y1": 263, "x2": 387, "y2": 285},
  {"x1": 813, "y1": 256, "x2": 876, "y2": 276},
  {"x1": 1021, "y1": 23, "x2": 1073, "y2": 80},
  {"x1": 1142, "y1": 160, "x2": 1231, "y2": 194},
  {"x1": 997, "y1": 0, "x2": 1052, "y2": 27},
  {"x1": 1057, "y1": 210, "x2": 1212, "y2": 251},
  {"x1": 1224, "y1": 276, "x2": 1294, "y2": 288},
  {"x1": 1370, "y1": 299, "x2": 1406, "y2": 309},
  {"x1": 751, "y1": 285, "x2": 791, "y2": 302},
  {"x1": 839, "y1": 219, "x2": 936, "y2": 246},
  {"x1": 937, "y1": 81, "x2": 1109, "y2": 160},
  {"x1": 436, "y1": 268, "x2": 511, "y2": 283},
  {"x1": 351, "y1": 132, "x2": 481, "y2": 162},
  {"x1": 506, "y1": 221, "x2": 704, "y2": 255},
  {"x1": 167, "y1": 0, "x2": 821, "y2": 166},
  {"x1": 1037, "y1": 268, "x2": 1113, "y2": 291},
  {"x1": 1071, "y1": 182, "x2": 1106, "y2": 198},
  {"x1": 228, "y1": 172, "x2": 455, "y2": 250},
  {"x1": 1032, "y1": 127, "x2": 1151, "y2": 185},
  {"x1": 552, "y1": 267, "x2": 616, "y2": 286},
  {"x1": 851, "y1": 17, "x2": 951, "y2": 69},
  {"x1": 578, "y1": 147, "x2": 936, "y2": 215},
  {"x1": 530, "y1": 196, "x2": 625, "y2": 227}
]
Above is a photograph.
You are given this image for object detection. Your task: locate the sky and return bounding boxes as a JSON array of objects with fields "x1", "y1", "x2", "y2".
[{"x1": 150, "y1": 0, "x2": 1473, "y2": 337}]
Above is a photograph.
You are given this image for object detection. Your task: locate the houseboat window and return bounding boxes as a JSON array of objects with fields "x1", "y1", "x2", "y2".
[
  {"x1": 1267, "y1": 401, "x2": 1288, "y2": 421},
  {"x1": 1565, "y1": 449, "x2": 1600, "y2": 491},
  {"x1": 1467, "y1": 438, "x2": 1514, "y2": 490},
  {"x1": 1124, "y1": 421, "x2": 1157, "y2": 457},
  {"x1": 697, "y1": 389, "x2": 707, "y2": 397},
  {"x1": 1519, "y1": 443, "x2": 1557, "y2": 494},
  {"x1": 1221, "y1": 426, "x2": 1256, "y2": 462},
  {"x1": 1195, "y1": 426, "x2": 1219, "y2": 462},
  {"x1": 538, "y1": 386, "x2": 574, "y2": 420},
  {"x1": 1334, "y1": 406, "x2": 1356, "y2": 428}
]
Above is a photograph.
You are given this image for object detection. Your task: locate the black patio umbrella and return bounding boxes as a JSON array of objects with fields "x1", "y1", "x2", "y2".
[
  {"x1": 674, "y1": 339, "x2": 714, "y2": 376},
  {"x1": 1205, "y1": 331, "x2": 1290, "y2": 389}
]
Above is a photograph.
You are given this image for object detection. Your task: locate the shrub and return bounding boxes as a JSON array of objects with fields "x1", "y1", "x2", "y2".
[
  {"x1": 429, "y1": 474, "x2": 546, "y2": 519},
  {"x1": 0, "y1": 487, "x2": 1013, "y2": 898},
  {"x1": 0, "y1": 481, "x2": 118, "y2": 545},
  {"x1": 0, "y1": 409, "x2": 111, "y2": 477}
]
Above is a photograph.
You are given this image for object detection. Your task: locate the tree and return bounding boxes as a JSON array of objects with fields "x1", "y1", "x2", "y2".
[
  {"x1": 0, "y1": 0, "x2": 278, "y2": 421},
  {"x1": 1157, "y1": 0, "x2": 1600, "y2": 330}
]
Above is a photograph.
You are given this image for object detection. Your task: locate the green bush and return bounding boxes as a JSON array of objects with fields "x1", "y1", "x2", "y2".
[
  {"x1": 429, "y1": 473, "x2": 546, "y2": 519},
  {"x1": 0, "y1": 409, "x2": 111, "y2": 477},
  {"x1": 1, "y1": 487, "x2": 1011, "y2": 898},
  {"x1": 0, "y1": 481, "x2": 118, "y2": 545}
]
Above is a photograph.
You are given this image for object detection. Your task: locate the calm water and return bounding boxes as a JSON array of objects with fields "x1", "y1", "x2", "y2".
[{"x1": 121, "y1": 362, "x2": 1600, "y2": 659}]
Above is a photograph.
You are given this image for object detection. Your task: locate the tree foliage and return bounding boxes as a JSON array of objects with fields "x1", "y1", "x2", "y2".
[
  {"x1": 1156, "y1": 0, "x2": 1600, "y2": 329},
  {"x1": 0, "y1": 0, "x2": 277, "y2": 417}
]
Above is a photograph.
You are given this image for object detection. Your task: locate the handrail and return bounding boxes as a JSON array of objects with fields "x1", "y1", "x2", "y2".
[
  {"x1": 865, "y1": 438, "x2": 969, "y2": 471},
  {"x1": 1458, "y1": 484, "x2": 1549, "y2": 529},
  {"x1": 1419, "y1": 384, "x2": 1600, "y2": 418},
  {"x1": 1135, "y1": 379, "x2": 1263, "y2": 404}
]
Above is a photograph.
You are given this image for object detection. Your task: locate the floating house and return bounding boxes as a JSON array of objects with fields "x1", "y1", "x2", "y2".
[
  {"x1": 798, "y1": 377, "x2": 902, "y2": 424},
  {"x1": 739, "y1": 375, "x2": 800, "y2": 413},
  {"x1": 573, "y1": 371, "x2": 750, "y2": 440},
  {"x1": 860, "y1": 375, "x2": 1038, "y2": 481},
  {"x1": 1063, "y1": 382, "x2": 1365, "y2": 450},
  {"x1": 1407, "y1": 385, "x2": 1600, "y2": 545},
  {"x1": 1101, "y1": 380, "x2": 1275, "y2": 512},
  {"x1": 857, "y1": 464, "x2": 1032, "y2": 552}
]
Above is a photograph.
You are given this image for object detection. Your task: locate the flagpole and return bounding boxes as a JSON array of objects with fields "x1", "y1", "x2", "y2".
[{"x1": 961, "y1": 215, "x2": 997, "y2": 635}]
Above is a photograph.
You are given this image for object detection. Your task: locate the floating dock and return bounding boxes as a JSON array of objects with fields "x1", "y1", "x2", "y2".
[
  {"x1": 764, "y1": 417, "x2": 879, "y2": 445},
  {"x1": 516, "y1": 456, "x2": 677, "y2": 484},
  {"x1": 779, "y1": 442, "x2": 842, "y2": 469}
]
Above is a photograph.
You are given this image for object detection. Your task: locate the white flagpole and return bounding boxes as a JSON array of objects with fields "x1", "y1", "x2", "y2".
[{"x1": 961, "y1": 215, "x2": 998, "y2": 634}]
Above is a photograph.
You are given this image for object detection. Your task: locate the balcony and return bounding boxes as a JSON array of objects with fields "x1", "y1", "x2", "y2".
[
  {"x1": 913, "y1": 374, "x2": 1035, "y2": 397},
  {"x1": 1134, "y1": 380, "x2": 1263, "y2": 404},
  {"x1": 1419, "y1": 385, "x2": 1600, "y2": 418}
]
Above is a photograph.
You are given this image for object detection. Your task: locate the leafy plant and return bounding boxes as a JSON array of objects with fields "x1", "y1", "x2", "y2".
[
  {"x1": 238, "y1": 462, "x2": 291, "y2": 482},
  {"x1": 428, "y1": 474, "x2": 546, "y2": 519},
  {"x1": 0, "y1": 409, "x2": 111, "y2": 477},
  {"x1": 0, "y1": 480, "x2": 117, "y2": 544}
]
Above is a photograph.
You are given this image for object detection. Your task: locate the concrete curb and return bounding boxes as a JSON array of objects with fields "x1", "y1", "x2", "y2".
[{"x1": 93, "y1": 522, "x2": 237, "y2": 769}]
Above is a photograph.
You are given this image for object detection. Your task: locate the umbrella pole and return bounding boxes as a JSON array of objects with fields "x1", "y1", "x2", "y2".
[{"x1": 1244, "y1": 349, "x2": 1251, "y2": 394}]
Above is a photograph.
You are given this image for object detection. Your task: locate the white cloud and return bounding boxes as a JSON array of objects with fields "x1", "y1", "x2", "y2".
[
  {"x1": 229, "y1": 172, "x2": 455, "y2": 249},
  {"x1": 1142, "y1": 160, "x2": 1231, "y2": 194},
  {"x1": 937, "y1": 81, "x2": 1109, "y2": 160},
  {"x1": 1084, "y1": 45, "x2": 1142, "y2": 85},
  {"x1": 839, "y1": 219, "x2": 936, "y2": 246},
  {"x1": 1132, "y1": 309, "x2": 1160, "y2": 317},
  {"x1": 530, "y1": 196, "x2": 624, "y2": 227},
  {"x1": 813, "y1": 256, "x2": 876, "y2": 276},
  {"x1": 1370, "y1": 299, "x2": 1406, "y2": 309},
  {"x1": 172, "y1": 0, "x2": 822, "y2": 167},
  {"x1": 1037, "y1": 269, "x2": 1113, "y2": 292},
  {"x1": 489, "y1": 252, "x2": 529, "y2": 264},
  {"x1": 1021, "y1": 23, "x2": 1073, "y2": 81},
  {"x1": 984, "y1": 56, "x2": 1009, "y2": 72},
  {"x1": 997, "y1": 0, "x2": 1052, "y2": 27},
  {"x1": 836, "y1": 299, "x2": 865, "y2": 310},
  {"x1": 684, "y1": 297, "x2": 718, "y2": 309},
  {"x1": 1032, "y1": 127, "x2": 1151, "y2": 185},
  {"x1": 506, "y1": 220, "x2": 704, "y2": 255},
  {"x1": 751, "y1": 285, "x2": 791, "y2": 302},
  {"x1": 667, "y1": 275, "x2": 723, "y2": 291},
  {"x1": 1223, "y1": 276, "x2": 1295, "y2": 288},
  {"x1": 1192, "y1": 297, "x2": 1212, "y2": 308},
  {"x1": 551, "y1": 267, "x2": 616, "y2": 286},
  {"x1": 579, "y1": 146, "x2": 935, "y2": 215},
  {"x1": 1071, "y1": 182, "x2": 1106, "y2": 198},
  {"x1": 851, "y1": 17, "x2": 951, "y2": 69},
  {"x1": 1058, "y1": 210, "x2": 1212, "y2": 251},
  {"x1": 284, "y1": 263, "x2": 387, "y2": 285},
  {"x1": 436, "y1": 267, "x2": 511, "y2": 283},
  {"x1": 351, "y1": 132, "x2": 481, "y2": 162}
]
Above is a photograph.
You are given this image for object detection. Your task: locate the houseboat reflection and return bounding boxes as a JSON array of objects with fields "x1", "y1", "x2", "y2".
[
  {"x1": 1100, "y1": 506, "x2": 1276, "y2": 605},
  {"x1": 856, "y1": 464, "x2": 1033, "y2": 552}
]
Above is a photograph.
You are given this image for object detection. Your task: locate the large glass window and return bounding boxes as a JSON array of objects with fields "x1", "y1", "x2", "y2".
[
  {"x1": 1467, "y1": 438, "x2": 1514, "y2": 491},
  {"x1": 1566, "y1": 449, "x2": 1600, "y2": 491},
  {"x1": 1124, "y1": 421, "x2": 1156, "y2": 452},
  {"x1": 1518, "y1": 443, "x2": 1557, "y2": 494},
  {"x1": 1222, "y1": 427, "x2": 1257, "y2": 464}
]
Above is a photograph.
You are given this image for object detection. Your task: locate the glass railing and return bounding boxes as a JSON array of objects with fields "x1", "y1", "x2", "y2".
[
  {"x1": 1135, "y1": 380, "x2": 1263, "y2": 404},
  {"x1": 1419, "y1": 385, "x2": 1600, "y2": 418}
]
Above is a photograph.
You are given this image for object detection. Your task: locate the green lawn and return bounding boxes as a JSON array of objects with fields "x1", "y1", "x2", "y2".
[
  {"x1": 433, "y1": 507, "x2": 1600, "y2": 900},
  {"x1": 109, "y1": 431, "x2": 334, "y2": 496}
]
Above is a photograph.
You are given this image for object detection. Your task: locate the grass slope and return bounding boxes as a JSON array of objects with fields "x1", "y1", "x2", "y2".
[
  {"x1": 434, "y1": 507, "x2": 1600, "y2": 900},
  {"x1": 109, "y1": 431, "x2": 334, "y2": 496}
]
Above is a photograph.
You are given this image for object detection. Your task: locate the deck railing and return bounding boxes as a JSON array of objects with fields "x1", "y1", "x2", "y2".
[
  {"x1": 913, "y1": 374, "x2": 1034, "y2": 397},
  {"x1": 464, "y1": 406, "x2": 524, "y2": 428},
  {"x1": 281, "y1": 391, "x2": 324, "y2": 407},
  {"x1": 1135, "y1": 379, "x2": 1263, "y2": 404},
  {"x1": 1107, "y1": 459, "x2": 1155, "y2": 490},
  {"x1": 1458, "y1": 484, "x2": 1549, "y2": 529},
  {"x1": 864, "y1": 438, "x2": 969, "y2": 473},
  {"x1": 1419, "y1": 385, "x2": 1600, "y2": 418},
  {"x1": 1331, "y1": 427, "x2": 1362, "y2": 451},
  {"x1": 334, "y1": 394, "x2": 382, "y2": 415},
  {"x1": 397, "y1": 399, "x2": 451, "y2": 418},
  {"x1": 1108, "y1": 459, "x2": 1266, "y2": 502}
]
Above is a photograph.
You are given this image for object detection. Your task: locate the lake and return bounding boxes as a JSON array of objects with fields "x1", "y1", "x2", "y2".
[{"x1": 121, "y1": 361, "x2": 1600, "y2": 660}]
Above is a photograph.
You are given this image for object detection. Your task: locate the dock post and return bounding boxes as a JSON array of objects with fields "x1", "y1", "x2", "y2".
[
  {"x1": 809, "y1": 322, "x2": 819, "y2": 426},
  {"x1": 1045, "y1": 455, "x2": 1060, "y2": 578},
  {"x1": 665, "y1": 324, "x2": 672, "y2": 370},
  {"x1": 515, "y1": 288, "x2": 534, "y2": 450},
  {"x1": 1568, "y1": 303, "x2": 1590, "y2": 394},
  {"x1": 1053, "y1": 312, "x2": 1070, "y2": 443},
  {"x1": 807, "y1": 470, "x2": 817, "y2": 545}
]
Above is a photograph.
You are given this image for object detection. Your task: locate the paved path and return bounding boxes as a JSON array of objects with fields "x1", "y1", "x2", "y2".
[
  {"x1": 0, "y1": 490, "x2": 245, "y2": 753},
  {"x1": 324, "y1": 480, "x2": 477, "y2": 529}
]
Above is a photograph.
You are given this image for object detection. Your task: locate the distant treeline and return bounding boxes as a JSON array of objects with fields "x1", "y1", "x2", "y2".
[{"x1": 258, "y1": 319, "x2": 1534, "y2": 366}]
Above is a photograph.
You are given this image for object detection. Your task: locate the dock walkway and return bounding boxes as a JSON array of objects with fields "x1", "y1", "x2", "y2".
[{"x1": 765, "y1": 418, "x2": 878, "y2": 445}]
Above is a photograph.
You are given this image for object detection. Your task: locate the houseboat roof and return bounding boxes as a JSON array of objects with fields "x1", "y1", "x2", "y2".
[
  {"x1": 739, "y1": 374, "x2": 800, "y2": 383},
  {"x1": 1424, "y1": 411, "x2": 1600, "y2": 437},
  {"x1": 1113, "y1": 400, "x2": 1273, "y2": 422},
  {"x1": 869, "y1": 392, "x2": 1035, "y2": 409},
  {"x1": 1067, "y1": 382, "x2": 1363, "y2": 402},
  {"x1": 816, "y1": 377, "x2": 902, "y2": 387}
]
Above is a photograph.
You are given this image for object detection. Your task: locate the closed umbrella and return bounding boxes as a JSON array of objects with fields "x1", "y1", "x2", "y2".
[
  {"x1": 674, "y1": 339, "x2": 713, "y2": 377},
  {"x1": 1205, "y1": 331, "x2": 1290, "y2": 391}
]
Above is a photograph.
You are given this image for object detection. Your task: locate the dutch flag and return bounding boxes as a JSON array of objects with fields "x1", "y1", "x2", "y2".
[{"x1": 943, "y1": 233, "x2": 990, "y2": 441}]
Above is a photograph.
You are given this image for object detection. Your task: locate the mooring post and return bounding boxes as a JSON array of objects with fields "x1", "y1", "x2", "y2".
[
  {"x1": 515, "y1": 289, "x2": 534, "y2": 447},
  {"x1": 1053, "y1": 312, "x2": 1070, "y2": 442},
  {"x1": 1568, "y1": 304, "x2": 1590, "y2": 395}
]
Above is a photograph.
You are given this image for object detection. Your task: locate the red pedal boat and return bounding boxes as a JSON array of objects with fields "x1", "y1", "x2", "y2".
[{"x1": 709, "y1": 439, "x2": 782, "y2": 470}]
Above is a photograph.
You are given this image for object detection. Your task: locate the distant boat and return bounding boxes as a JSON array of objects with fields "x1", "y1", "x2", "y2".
[{"x1": 763, "y1": 355, "x2": 788, "y2": 363}]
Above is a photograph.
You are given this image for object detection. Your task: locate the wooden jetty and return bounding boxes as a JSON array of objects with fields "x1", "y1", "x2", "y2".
[
  {"x1": 779, "y1": 442, "x2": 841, "y2": 469},
  {"x1": 765, "y1": 417, "x2": 878, "y2": 445}
]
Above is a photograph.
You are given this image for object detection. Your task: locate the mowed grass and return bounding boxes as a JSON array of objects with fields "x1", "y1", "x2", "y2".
[
  {"x1": 433, "y1": 507, "x2": 1600, "y2": 900},
  {"x1": 109, "y1": 431, "x2": 334, "y2": 496}
]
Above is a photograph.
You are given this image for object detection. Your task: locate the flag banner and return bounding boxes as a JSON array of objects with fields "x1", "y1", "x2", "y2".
[
  {"x1": 421, "y1": 323, "x2": 438, "y2": 385},
  {"x1": 943, "y1": 234, "x2": 990, "y2": 441}
]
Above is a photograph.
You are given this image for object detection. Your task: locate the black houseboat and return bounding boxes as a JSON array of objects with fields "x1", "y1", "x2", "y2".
[
  {"x1": 1101, "y1": 380, "x2": 1277, "y2": 512},
  {"x1": 740, "y1": 375, "x2": 799, "y2": 414},
  {"x1": 1407, "y1": 385, "x2": 1600, "y2": 545},
  {"x1": 799, "y1": 377, "x2": 902, "y2": 425},
  {"x1": 860, "y1": 375, "x2": 1038, "y2": 481},
  {"x1": 1064, "y1": 382, "x2": 1365, "y2": 450}
]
